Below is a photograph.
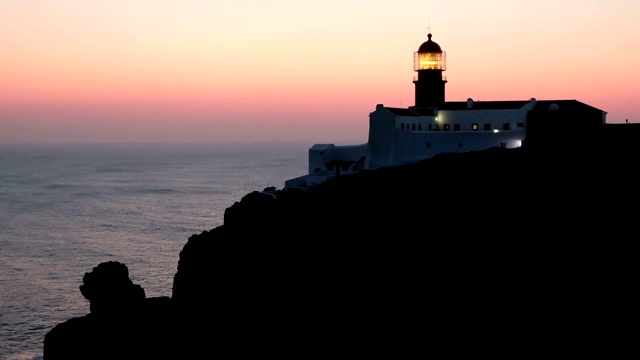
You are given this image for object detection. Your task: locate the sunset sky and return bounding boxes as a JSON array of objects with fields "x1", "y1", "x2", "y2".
[{"x1": 1, "y1": 0, "x2": 638, "y2": 145}]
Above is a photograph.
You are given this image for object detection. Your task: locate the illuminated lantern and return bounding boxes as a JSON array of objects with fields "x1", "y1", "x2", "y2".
[{"x1": 412, "y1": 33, "x2": 447, "y2": 108}]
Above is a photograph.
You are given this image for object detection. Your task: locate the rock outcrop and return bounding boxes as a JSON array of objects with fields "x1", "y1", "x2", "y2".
[
  {"x1": 43, "y1": 261, "x2": 172, "y2": 358},
  {"x1": 43, "y1": 142, "x2": 639, "y2": 358}
]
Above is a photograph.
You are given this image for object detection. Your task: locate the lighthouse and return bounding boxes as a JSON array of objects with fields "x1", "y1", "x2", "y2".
[
  {"x1": 284, "y1": 31, "x2": 608, "y2": 190},
  {"x1": 412, "y1": 33, "x2": 447, "y2": 108}
]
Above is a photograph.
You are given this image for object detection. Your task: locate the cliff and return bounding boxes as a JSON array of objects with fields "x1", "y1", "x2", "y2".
[{"x1": 43, "y1": 136, "x2": 639, "y2": 358}]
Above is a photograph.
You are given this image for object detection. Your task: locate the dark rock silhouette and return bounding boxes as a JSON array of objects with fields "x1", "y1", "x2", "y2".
[
  {"x1": 43, "y1": 128, "x2": 640, "y2": 358},
  {"x1": 79, "y1": 261, "x2": 146, "y2": 315},
  {"x1": 44, "y1": 262, "x2": 172, "y2": 359}
]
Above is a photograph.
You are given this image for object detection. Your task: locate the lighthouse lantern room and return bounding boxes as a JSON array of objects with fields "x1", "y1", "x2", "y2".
[{"x1": 412, "y1": 33, "x2": 447, "y2": 108}]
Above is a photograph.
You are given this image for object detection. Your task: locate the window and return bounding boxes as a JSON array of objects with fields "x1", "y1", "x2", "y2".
[
  {"x1": 500, "y1": 142, "x2": 507, "y2": 148},
  {"x1": 429, "y1": 123, "x2": 432, "y2": 131},
  {"x1": 434, "y1": 124, "x2": 439, "y2": 131},
  {"x1": 341, "y1": 165, "x2": 349, "y2": 171},
  {"x1": 412, "y1": 123, "x2": 416, "y2": 131},
  {"x1": 328, "y1": 165, "x2": 335, "y2": 171},
  {"x1": 484, "y1": 123, "x2": 491, "y2": 131},
  {"x1": 454, "y1": 124, "x2": 460, "y2": 131},
  {"x1": 472, "y1": 123, "x2": 478, "y2": 131},
  {"x1": 443, "y1": 124, "x2": 450, "y2": 131},
  {"x1": 503, "y1": 123, "x2": 511, "y2": 130},
  {"x1": 401, "y1": 123, "x2": 405, "y2": 130},
  {"x1": 458, "y1": 143, "x2": 463, "y2": 148},
  {"x1": 426, "y1": 143, "x2": 431, "y2": 148},
  {"x1": 418, "y1": 124, "x2": 422, "y2": 131},
  {"x1": 517, "y1": 122, "x2": 524, "y2": 128}
]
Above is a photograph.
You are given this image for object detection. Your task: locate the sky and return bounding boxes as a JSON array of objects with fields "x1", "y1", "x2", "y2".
[{"x1": 1, "y1": 0, "x2": 639, "y2": 145}]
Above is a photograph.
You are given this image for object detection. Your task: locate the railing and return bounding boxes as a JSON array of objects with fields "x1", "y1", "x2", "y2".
[{"x1": 412, "y1": 75, "x2": 448, "y2": 82}]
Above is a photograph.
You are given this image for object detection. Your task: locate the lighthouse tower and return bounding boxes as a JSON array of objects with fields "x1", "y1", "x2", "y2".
[{"x1": 412, "y1": 33, "x2": 447, "y2": 108}]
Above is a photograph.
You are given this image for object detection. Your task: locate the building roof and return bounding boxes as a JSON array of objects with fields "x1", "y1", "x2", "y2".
[
  {"x1": 385, "y1": 107, "x2": 437, "y2": 116},
  {"x1": 310, "y1": 144, "x2": 335, "y2": 151},
  {"x1": 385, "y1": 99, "x2": 605, "y2": 116},
  {"x1": 531, "y1": 99, "x2": 605, "y2": 113},
  {"x1": 386, "y1": 107, "x2": 420, "y2": 116},
  {"x1": 438, "y1": 100, "x2": 530, "y2": 110}
]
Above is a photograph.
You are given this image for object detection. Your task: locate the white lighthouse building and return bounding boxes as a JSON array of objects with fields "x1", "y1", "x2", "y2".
[{"x1": 284, "y1": 33, "x2": 607, "y2": 189}]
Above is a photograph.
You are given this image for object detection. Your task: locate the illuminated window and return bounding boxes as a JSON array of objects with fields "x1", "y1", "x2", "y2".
[
  {"x1": 472, "y1": 123, "x2": 478, "y2": 131},
  {"x1": 443, "y1": 124, "x2": 450, "y2": 131}
]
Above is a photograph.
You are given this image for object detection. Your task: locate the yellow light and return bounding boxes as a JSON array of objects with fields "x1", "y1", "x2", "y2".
[{"x1": 493, "y1": 129, "x2": 500, "y2": 133}]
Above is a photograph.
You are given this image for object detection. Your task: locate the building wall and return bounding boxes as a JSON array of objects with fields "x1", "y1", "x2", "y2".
[
  {"x1": 309, "y1": 144, "x2": 335, "y2": 174},
  {"x1": 436, "y1": 107, "x2": 530, "y2": 130},
  {"x1": 309, "y1": 144, "x2": 367, "y2": 174},
  {"x1": 365, "y1": 105, "x2": 398, "y2": 170},
  {"x1": 365, "y1": 104, "x2": 530, "y2": 170},
  {"x1": 390, "y1": 129, "x2": 524, "y2": 165},
  {"x1": 524, "y1": 109, "x2": 606, "y2": 151}
]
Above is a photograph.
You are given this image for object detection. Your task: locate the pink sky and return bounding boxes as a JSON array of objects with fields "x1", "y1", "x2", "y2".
[{"x1": 1, "y1": 0, "x2": 638, "y2": 144}]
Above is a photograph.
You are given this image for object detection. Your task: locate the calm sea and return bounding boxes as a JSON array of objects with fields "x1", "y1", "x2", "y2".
[{"x1": 0, "y1": 141, "x2": 310, "y2": 360}]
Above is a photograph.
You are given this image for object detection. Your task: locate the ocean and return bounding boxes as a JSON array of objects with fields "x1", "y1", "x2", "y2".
[{"x1": 0, "y1": 141, "x2": 311, "y2": 360}]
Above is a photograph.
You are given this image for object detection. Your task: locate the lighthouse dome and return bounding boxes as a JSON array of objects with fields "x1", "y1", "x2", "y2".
[{"x1": 418, "y1": 33, "x2": 442, "y2": 53}]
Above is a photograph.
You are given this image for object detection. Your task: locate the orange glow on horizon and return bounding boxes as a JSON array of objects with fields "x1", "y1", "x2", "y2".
[{"x1": 1, "y1": 1, "x2": 639, "y2": 144}]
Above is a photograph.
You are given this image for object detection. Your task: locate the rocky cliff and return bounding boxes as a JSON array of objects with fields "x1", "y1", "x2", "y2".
[{"x1": 43, "y1": 139, "x2": 638, "y2": 358}]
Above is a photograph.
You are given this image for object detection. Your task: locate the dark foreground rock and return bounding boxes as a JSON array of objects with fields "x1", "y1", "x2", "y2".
[{"x1": 44, "y1": 140, "x2": 639, "y2": 358}]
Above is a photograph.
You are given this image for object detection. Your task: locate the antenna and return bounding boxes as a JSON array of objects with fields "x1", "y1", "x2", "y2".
[{"x1": 428, "y1": 17, "x2": 431, "y2": 33}]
